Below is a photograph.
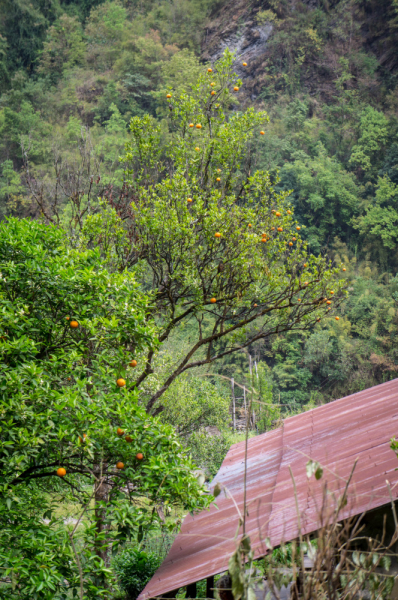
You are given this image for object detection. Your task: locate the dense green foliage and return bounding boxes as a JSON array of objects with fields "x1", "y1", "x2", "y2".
[
  {"x1": 0, "y1": 218, "x2": 210, "y2": 598},
  {"x1": 113, "y1": 548, "x2": 161, "y2": 599}
]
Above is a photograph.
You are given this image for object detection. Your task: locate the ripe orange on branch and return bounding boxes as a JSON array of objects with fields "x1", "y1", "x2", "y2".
[
  {"x1": 57, "y1": 468, "x2": 66, "y2": 477},
  {"x1": 242, "y1": 62, "x2": 247, "y2": 66},
  {"x1": 215, "y1": 232, "x2": 221, "y2": 238},
  {"x1": 210, "y1": 298, "x2": 217, "y2": 304},
  {"x1": 233, "y1": 86, "x2": 239, "y2": 91},
  {"x1": 275, "y1": 212, "x2": 281, "y2": 217},
  {"x1": 70, "y1": 320, "x2": 79, "y2": 328},
  {"x1": 296, "y1": 226, "x2": 301, "y2": 231},
  {"x1": 211, "y1": 91, "x2": 216, "y2": 96},
  {"x1": 116, "y1": 378, "x2": 126, "y2": 388},
  {"x1": 116, "y1": 462, "x2": 124, "y2": 470},
  {"x1": 117, "y1": 428, "x2": 125, "y2": 436},
  {"x1": 129, "y1": 359, "x2": 138, "y2": 367},
  {"x1": 260, "y1": 131, "x2": 265, "y2": 135},
  {"x1": 136, "y1": 453, "x2": 144, "y2": 460},
  {"x1": 277, "y1": 227, "x2": 283, "y2": 232},
  {"x1": 189, "y1": 123, "x2": 194, "y2": 128},
  {"x1": 166, "y1": 94, "x2": 172, "y2": 99},
  {"x1": 125, "y1": 436, "x2": 133, "y2": 443},
  {"x1": 196, "y1": 124, "x2": 202, "y2": 129},
  {"x1": 335, "y1": 317, "x2": 340, "y2": 321},
  {"x1": 216, "y1": 177, "x2": 221, "y2": 182}
]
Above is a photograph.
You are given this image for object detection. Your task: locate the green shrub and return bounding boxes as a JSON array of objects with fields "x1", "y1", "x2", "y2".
[
  {"x1": 185, "y1": 430, "x2": 230, "y2": 479},
  {"x1": 113, "y1": 549, "x2": 162, "y2": 600}
]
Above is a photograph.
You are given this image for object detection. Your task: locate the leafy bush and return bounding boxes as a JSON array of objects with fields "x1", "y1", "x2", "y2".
[
  {"x1": 184, "y1": 430, "x2": 230, "y2": 479},
  {"x1": 113, "y1": 548, "x2": 162, "y2": 600}
]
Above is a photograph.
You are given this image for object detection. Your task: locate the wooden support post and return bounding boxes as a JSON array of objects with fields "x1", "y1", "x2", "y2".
[
  {"x1": 243, "y1": 385, "x2": 246, "y2": 412},
  {"x1": 231, "y1": 377, "x2": 235, "y2": 433},
  {"x1": 206, "y1": 575, "x2": 214, "y2": 599},
  {"x1": 186, "y1": 582, "x2": 197, "y2": 598}
]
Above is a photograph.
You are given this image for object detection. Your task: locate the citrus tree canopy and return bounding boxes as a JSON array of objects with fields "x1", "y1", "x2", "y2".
[
  {"x1": 0, "y1": 218, "x2": 210, "y2": 599},
  {"x1": 111, "y1": 50, "x2": 347, "y2": 412}
]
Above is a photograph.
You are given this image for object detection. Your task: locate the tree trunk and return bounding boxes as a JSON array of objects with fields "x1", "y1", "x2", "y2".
[{"x1": 94, "y1": 464, "x2": 112, "y2": 571}]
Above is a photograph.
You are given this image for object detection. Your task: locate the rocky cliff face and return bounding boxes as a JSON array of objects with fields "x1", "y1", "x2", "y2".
[
  {"x1": 201, "y1": 0, "x2": 398, "y2": 107},
  {"x1": 201, "y1": 0, "x2": 274, "y2": 103}
]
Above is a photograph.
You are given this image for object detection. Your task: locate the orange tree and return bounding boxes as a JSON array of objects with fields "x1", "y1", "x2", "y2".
[
  {"x1": 99, "y1": 50, "x2": 347, "y2": 413},
  {"x1": 0, "y1": 218, "x2": 210, "y2": 599}
]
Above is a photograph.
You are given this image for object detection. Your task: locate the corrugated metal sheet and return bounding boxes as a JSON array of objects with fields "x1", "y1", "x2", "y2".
[{"x1": 139, "y1": 379, "x2": 398, "y2": 600}]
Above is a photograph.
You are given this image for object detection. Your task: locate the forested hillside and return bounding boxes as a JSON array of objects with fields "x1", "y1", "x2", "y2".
[{"x1": 1, "y1": 0, "x2": 398, "y2": 412}]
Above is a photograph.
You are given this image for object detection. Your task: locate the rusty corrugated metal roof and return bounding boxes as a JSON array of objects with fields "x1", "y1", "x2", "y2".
[{"x1": 139, "y1": 379, "x2": 398, "y2": 600}]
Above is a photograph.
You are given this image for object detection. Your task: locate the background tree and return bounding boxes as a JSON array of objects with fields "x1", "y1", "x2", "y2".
[
  {"x1": 38, "y1": 14, "x2": 86, "y2": 81},
  {"x1": 159, "y1": 373, "x2": 231, "y2": 477},
  {"x1": 0, "y1": 160, "x2": 25, "y2": 217},
  {"x1": 354, "y1": 175, "x2": 398, "y2": 256}
]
